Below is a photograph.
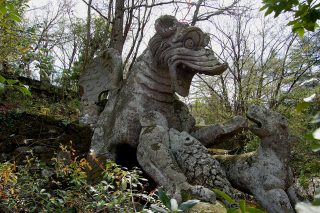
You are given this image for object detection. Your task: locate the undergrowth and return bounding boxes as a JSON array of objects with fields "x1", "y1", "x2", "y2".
[
  {"x1": 0, "y1": 88, "x2": 80, "y2": 122},
  {"x1": 0, "y1": 146, "x2": 161, "y2": 212}
]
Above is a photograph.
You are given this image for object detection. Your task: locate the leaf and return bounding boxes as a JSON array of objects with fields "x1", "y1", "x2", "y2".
[
  {"x1": 274, "y1": 10, "x2": 282, "y2": 17},
  {"x1": 150, "y1": 204, "x2": 168, "y2": 213},
  {"x1": 139, "y1": 177, "x2": 149, "y2": 182},
  {"x1": 313, "y1": 128, "x2": 320, "y2": 140},
  {"x1": 178, "y1": 199, "x2": 200, "y2": 211},
  {"x1": 227, "y1": 208, "x2": 239, "y2": 213},
  {"x1": 294, "y1": 27, "x2": 305, "y2": 37},
  {"x1": 304, "y1": 133, "x2": 315, "y2": 141},
  {"x1": 311, "y1": 144, "x2": 320, "y2": 152},
  {"x1": 288, "y1": 19, "x2": 298, "y2": 26},
  {"x1": 8, "y1": 13, "x2": 21, "y2": 22},
  {"x1": 0, "y1": 75, "x2": 5, "y2": 83},
  {"x1": 239, "y1": 200, "x2": 246, "y2": 213},
  {"x1": 304, "y1": 94, "x2": 316, "y2": 102},
  {"x1": 313, "y1": 188, "x2": 320, "y2": 206},
  {"x1": 260, "y1": 5, "x2": 268, "y2": 11},
  {"x1": 311, "y1": 113, "x2": 320, "y2": 124},
  {"x1": 14, "y1": 85, "x2": 32, "y2": 96},
  {"x1": 5, "y1": 79, "x2": 18, "y2": 85},
  {"x1": 246, "y1": 207, "x2": 267, "y2": 213},
  {"x1": 212, "y1": 188, "x2": 235, "y2": 204},
  {"x1": 121, "y1": 178, "x2": 127, "y2": 190},
  {"x1": 170, "y1": 199, "x2": 179, "y2": 211},
  {"x1": 67, "y1": 207, "x2": 77, "y2": 213},
  {"x1": 0, "y1": 6, "x2": 7, "y2": 15},
  {"x1": 158, "y1": 188, "x2": 171, "y2": 209},
  {"x1": 265, "y1": 8, "x2": 274, "y2": 16},
  {"x1": 313, "y1": 197, "x2": 320, "y2": 206},
  {"x1": 296, "y1": 102, "x2": 310, "y2": 112},
  {"x1": 304, "y1": 22, "x2": 316, "y2": 31}
]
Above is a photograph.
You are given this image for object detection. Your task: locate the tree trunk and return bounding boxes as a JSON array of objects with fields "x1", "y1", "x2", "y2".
[
  {"x1": 110, "y1": 0, "x2": 125, "y2": 55},
  {"x1": 83, "y1": 0, "x2": 93, "y2": 73}
]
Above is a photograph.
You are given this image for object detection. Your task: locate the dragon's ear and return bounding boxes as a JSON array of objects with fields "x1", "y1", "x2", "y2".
[
  {"x1": 155, "y1": 15, "x2": 178, "y2": 38},
  {"x1": 202, "y1": 33, "x2": 210, "y2": 47}
]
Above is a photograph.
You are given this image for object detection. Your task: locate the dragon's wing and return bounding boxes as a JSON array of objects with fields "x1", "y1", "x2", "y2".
[{"x1": 79, "y1": 48, "x2": 123, "y2": 126}]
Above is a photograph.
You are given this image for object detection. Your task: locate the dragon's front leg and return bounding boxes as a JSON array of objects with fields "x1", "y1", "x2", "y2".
[
  {"x1": 137, "y1": 111, "x2": 216, "y2": 203},
  {"x1": 191, "y1": 116, "x2": 248, "y2": 147}
]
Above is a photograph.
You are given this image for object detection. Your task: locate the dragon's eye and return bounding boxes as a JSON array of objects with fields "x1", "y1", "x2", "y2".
[{"x1": 184, "y1": 38, "x2": 195, "y2": 49}]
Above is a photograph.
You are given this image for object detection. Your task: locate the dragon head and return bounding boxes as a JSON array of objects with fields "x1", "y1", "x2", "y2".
[{"x1": 149, "y1": 15, "x2": 228, "y2": 97}]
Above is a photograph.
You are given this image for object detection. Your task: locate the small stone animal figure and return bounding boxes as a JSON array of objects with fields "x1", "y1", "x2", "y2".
[{"x1": 216, "y1": 105, "x2": 299, "y2": 213}]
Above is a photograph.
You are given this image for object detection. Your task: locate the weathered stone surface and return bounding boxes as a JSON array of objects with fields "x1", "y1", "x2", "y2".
[
  {"x1": 137, "y1": 111, "x2": 216, "y2": 203},
  {"x1": 216, "y1": 105, "x2": 298, "y2": 213},
  {"x1": 79, "y1": 48, "x2": 123, "y2": 126},
  {"x1": 192, "y1": 116, "x2": 247, "y2": 147},
  {"x1": 88, "y1": 15, "x2": 228, "y2": 161},
  {"x1": 169, "y1": 129, "x2": 239, "y2": 198},
  {"x1": 187, "y1": 201, "x2": 227, "y2": 213}
]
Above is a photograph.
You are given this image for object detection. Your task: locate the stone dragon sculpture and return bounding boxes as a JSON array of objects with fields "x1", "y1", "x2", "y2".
[{"x1": 79, "y1": 15, "x2": 298, "y2": 212}]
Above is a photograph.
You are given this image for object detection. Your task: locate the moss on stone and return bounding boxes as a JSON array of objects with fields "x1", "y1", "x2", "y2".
[
  {"x1": 151, "y1": 143, "x2": 161, "y2": 151},
  {"x1": 142, "y1": 126, "x2": 156, "y2": 135},
  {"x1": 187, "y1": 201, "x2": 227, "y2": 213},
  {"x1": 181, "y1": 188, "x2": 194, "y2": 202},
  {"x1": 213, "y1": 152, "x2": 255, "y2": 168}
]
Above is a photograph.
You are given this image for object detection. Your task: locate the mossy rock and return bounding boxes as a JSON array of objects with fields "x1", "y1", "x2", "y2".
[
  {"x1": 0, "y1": 111, "x2": 92, "y2": 163},
  {"x1": 187, "y1": 201, "x2": 227, "y2": 213}
]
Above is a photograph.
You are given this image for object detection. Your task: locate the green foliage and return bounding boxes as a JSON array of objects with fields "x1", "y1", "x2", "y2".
[
  {"x1": 212, "y1": 189, "x2": 235, "y2": 205},
  {"x1": 191, "y1": 97, "x2": 233, "y2": 125},
  {"x1": 0, "y1": 0, "x2": 55, "y2": 84},
  {"x1": 0, "y1": 0, "x2": 24, "y2": 23},
  {"x1": 313, "y1": 188, "x2": 320, "y2": 206},
  {"x1": 213, "y1": 190, "x2": 264, "y2": 213},
  {"x1": 1, "y1": 88, "x2": 80, "y2": 121},
  {"x1": 0, "y1": 75, "x2": 31, "y2": 96},
  {"x1": 0, "y1": 0, "x2": 33, "y2": 96},
  {"x1": 150, "y1": 188, "x2": 199, "y2": 212},
  {"x1": 295, "y1": 93, "x2": 320, "y2": 152},
  {"x1": 213, "y1": 189, "x2": 266, "y2": 213},
  {"x1": 287, "y1": 92, "x2": 320, "y2": 190},
  {"x1": 0, "y1": 0, "x2": 29, "y2": 63},
  {"x1": 0, "y1": 147, "x2": 159, "y2": 212},
  {"x1": 261, "y1": 0, "x2": 320, "y2": 36},
  {"x1": 58, "y1": 16, "x2": 111, "y2": 89},
  {"x1": 243, "y1": 132, "x2": 260, "y2": 153}
]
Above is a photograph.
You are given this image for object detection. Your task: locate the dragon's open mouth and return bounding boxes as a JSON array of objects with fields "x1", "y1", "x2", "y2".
[
  {"x1": 168, "y1": 49, "x2": 228, "y2": 97},
  {"x1": 172, "y1": 63, "x2": 196, "y2": 97}
]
